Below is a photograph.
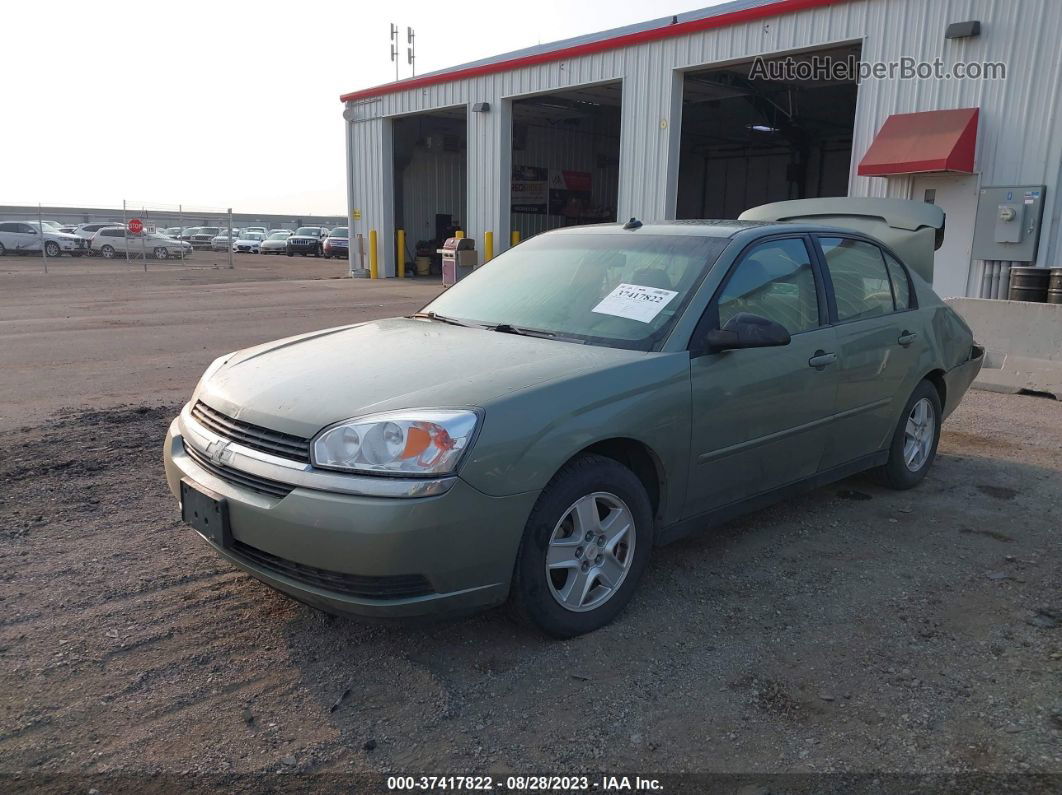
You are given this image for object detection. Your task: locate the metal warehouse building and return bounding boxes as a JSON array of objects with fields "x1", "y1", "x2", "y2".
[{"x1": 341, "y1": 0, "x2": 1062, "y2": 298}]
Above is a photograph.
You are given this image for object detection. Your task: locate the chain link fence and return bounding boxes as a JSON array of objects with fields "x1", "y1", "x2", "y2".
[{"x1": 0, "y1": 201, "x2": 344, "y2": 272}]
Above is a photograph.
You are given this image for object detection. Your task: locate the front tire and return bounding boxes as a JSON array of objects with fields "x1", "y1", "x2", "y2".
[
  {"x1": 45, "y1": 241, "x2": 61, "y2": 257},
  {"x1": 878, "y1": 380, "x2": 942, "y2": 489},
  {"x1": 100, "y1": 245, "x2": 116, "y2": 259},
  {"x1": 510, "y1": 454, "x2": 653, "y2": 638}
]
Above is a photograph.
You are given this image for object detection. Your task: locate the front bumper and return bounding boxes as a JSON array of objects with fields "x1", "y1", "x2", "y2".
[{"x1": 163, "y1": 417, "x2": 537, "y2": 618}]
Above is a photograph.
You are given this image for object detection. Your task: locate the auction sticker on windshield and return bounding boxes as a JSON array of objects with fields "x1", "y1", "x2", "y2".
[{"x1": 591, "y1": 283, "x2": 678, "y2": 323}]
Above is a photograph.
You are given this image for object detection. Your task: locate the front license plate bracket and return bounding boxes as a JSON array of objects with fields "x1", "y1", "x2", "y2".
[{"x1": 180, "y1": 479, "x2": 232, "y2": 547}]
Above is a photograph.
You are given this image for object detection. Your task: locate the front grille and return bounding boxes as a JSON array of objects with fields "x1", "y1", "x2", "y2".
[
  {"x1": 192, "y1": 401, "x2": 311, "y2": 462},
  {"x1": 184, "y1": 442, "x2": 294, "y2": 499},
  {"x1": 231, "y1": 540, "x2": 435, "y2": 599}
]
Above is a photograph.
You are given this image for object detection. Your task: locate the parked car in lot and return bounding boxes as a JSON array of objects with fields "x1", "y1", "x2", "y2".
[
  {"x1": 0, "y1": 221, "x2": 87, "y2": 257},
  {"x1": 285, "y1": 226, "x2": 329, "y2": 257},
  {"x1": 259, "y1": 231, "x2": 291, "y2": 255},
  {"x1": 74, "y1": 222, "x2": 125, "y2": 252},
  {"x1": 91, "y1": 227, "x2": 193, "y2": 259},
  {"x1": 268, "y1": 229, "x2": 291, "y2": 236},
  {"x1": 211, "y1": 231, "x2": 239, "y2": 251},
  {"x1": 189, "y1": 227, "x2": 223, "y2": 249},
  {"x1": 243, "y1": 226, "x2": 267, "y2": 236},
  {"x1": 323, "y1": 226, "x2": 348, "y2": 258},
  {"x1": 164, "y1": 198, "x2": 984, "y2": 637},
  {"x1": 233, "y1": 231, "x2": 265, "y2": 253}
]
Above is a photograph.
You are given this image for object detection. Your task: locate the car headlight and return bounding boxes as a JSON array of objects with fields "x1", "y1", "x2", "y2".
[{"x1": 312, "y1": 410, "x2": 478, "y2": 476}]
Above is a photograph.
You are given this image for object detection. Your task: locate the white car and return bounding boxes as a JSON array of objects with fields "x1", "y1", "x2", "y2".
[
  {"x1": 0, "y1": 221, "x2": 87, "y2": 257},
  {"x1": 74, "y1": 222, "x2": 126, "y2": 252},
  {"x1": 260, "y1": 231, "x2": 291, "y2": 254},
  {"x1": 211, "y1": 231, "x2": 239, "y2": 251},
  {"x1": 233, "y1": 231, "x2": 266, "y2": 253},
  {"x1": 90, "y1": 227, "x2": 193, "y2": 259}
]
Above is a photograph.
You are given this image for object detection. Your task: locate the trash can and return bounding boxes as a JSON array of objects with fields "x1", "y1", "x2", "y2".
[{"x1": 1008, "y1": 266, "x2": 1049, "y2": 303}]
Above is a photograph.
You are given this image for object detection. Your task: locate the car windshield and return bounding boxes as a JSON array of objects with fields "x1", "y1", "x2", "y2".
[
  {"x1": 329, "y1": 227, "x2": 348, "y2": 237},
  {"x1": 267, "y1": 232, "x2": 288, "y2": 240},
  {"x1": 294, "y1": 227, "x2": 318, "y2": 236},
  {"x1": 422, "y1": 232, "x2": 730, "y2": 350},
  {"x1": 242, "y1": 233, "x2": 264, "y2": 240}
]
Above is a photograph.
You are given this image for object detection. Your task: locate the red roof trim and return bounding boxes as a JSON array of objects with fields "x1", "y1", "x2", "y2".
[
  {"x1": 858, "y1": 108, "x2": 979, "y2": 177},
  {"x1": 340, "y1": 0, "x2": 847, "y2": 103}
]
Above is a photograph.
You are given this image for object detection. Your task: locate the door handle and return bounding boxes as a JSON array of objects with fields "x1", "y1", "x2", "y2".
[
  {"x1": 808, "y1": 350, "x2": 837, "y2": 369},
  {"x1": 898, "y1": 330, "x2": 919, "y2": 346}
]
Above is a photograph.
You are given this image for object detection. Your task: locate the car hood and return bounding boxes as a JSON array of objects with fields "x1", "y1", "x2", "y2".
[{"x1": 197, "y1": 317, "x2": 646, "y2": 438}]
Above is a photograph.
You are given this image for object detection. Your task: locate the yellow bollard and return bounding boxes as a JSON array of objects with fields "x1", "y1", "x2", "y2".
[
  {"x1": 484, "y1": 231, "x2": 493, "y2": 263},
  {"x1": 455, "y1": 229, "x2": 465, "y2": 239},
  {"x1": 396, "y1": 228, "x2": 406, "y2": 278},
  {"x1": 369, "y1": 229, "x2": 378, "y2": 279},
  {"x1": 510, "y1": 230, "x2": 520, "y2": 247}
]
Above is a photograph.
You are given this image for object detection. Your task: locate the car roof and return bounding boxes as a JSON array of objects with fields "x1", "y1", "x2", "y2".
[
  {"x1": 546, "y1": 219, "x2": 774, "y2": 239},
  {"x1": 541, "y1": 218, "x2": 908, "y2": 243}
]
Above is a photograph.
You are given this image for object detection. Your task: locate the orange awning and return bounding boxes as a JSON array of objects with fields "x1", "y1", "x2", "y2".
[{"x1": 858, "y1": 108, "x2": 978, "y2": 177}]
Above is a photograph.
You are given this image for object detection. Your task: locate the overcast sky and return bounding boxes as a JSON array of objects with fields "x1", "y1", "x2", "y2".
[{"x1": 4, "y1": 0, "x2": 724, "y2": 215}]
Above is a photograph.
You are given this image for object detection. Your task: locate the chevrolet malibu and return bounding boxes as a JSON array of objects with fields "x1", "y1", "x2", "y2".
[{"x1": 164, "y1": 199, "x2": 984, "y2": 637}]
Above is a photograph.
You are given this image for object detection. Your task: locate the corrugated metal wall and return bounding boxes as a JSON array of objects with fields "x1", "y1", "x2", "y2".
[
  {"x1": 347, "y1": 0, "x2": 1062, "y2": 278},
  {"x1": 397, "y1": 147, "x2": 467, "y2": 246}
]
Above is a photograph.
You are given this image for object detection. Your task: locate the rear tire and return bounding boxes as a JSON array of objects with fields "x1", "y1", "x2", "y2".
[
  {"x1": 154, "y1": 247, "x2": 169, "y2": 260},
  {"x1": 878, "y1": 380, "x2": 942, "y2": 490},
  {"x1": 509, "y1": 454, "x2": 653, "y2": 638},
  {"x1": 0, "y1": 241, "x2": 6, "y2": 256}
]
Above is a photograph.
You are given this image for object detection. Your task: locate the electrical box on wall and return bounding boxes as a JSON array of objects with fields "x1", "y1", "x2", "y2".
[{"x1": 971, "y1": 185, "x2": 1046, "y2": 262}]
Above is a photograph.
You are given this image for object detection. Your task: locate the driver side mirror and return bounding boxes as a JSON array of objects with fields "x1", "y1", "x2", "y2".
[{"x1": 705, "y1": 312, "x2": 791, "y2": 352}]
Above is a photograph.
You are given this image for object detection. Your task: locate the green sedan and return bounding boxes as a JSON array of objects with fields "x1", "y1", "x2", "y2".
[{"x1": 163, "y1": 200, "x2": 984, "y2": 637}]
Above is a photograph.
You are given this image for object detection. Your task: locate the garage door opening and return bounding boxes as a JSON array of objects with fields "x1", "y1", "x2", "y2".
[
  {"x1": 510, "y1": 82, "x2": 621, "y2": 241},
  {"x1": 393, "y1": 108, "x2": 467, "y2": 275},
  {"x1": 676, "y1": 44, "x2": 860, "y2": 220}
]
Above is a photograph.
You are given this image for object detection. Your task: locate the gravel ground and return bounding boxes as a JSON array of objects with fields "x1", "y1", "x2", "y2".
[{"x1": 0, "y1": 389, "x2": 1059, "y2": 789}]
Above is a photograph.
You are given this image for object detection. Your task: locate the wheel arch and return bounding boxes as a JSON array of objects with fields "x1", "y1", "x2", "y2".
[
  {"x1": 924, "y1": 368, "x2": 947, "y2": 408},
  {"x1": 565, "y1": 437, "x2": 666, "y2": 522}
]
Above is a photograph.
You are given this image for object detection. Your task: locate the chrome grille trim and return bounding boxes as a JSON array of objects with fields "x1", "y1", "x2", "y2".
[{"x1": 184, "y1": 442, "x2": 293, "y2": 499}]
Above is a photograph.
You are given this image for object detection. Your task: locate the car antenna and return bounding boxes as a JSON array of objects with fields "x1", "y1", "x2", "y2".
[{"x1": 623, "y1": 217, "x2": 642, "y2": 230}]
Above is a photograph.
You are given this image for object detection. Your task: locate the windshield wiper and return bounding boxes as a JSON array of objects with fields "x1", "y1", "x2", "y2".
[
  {"x1": 411, "y1": 311, "x2": 480, "y2": 328},
  {"x1": 493, "y1": 323, "x2": 585, "y2": 343}
]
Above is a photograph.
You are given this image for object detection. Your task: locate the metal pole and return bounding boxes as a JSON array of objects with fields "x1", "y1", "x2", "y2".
[
  {"x1": 178, "y1": 204, "x2": 184, "y2": 263},
  {"x1": 122, "y1": 199, "x2": 130, "y2": 265},
  {"x1": 37, "y1": 203, "x2": 48, "y2": 273},
  {"x1": 141, "y1": 205, "x2": 148, "y2": 271},
  {"x1": 227, "y1": 208, "x2": 234, "y2": 269}
]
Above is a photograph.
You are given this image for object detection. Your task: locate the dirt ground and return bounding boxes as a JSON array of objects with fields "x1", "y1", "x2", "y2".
[{"x1": 0, "y1": 254, "x2": 1059, "y2": 790}]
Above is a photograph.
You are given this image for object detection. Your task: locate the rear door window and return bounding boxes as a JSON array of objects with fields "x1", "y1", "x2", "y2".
[
  {"x1": 818, "y1": 237, "x2": 895, "y2": 321},
  {"x1": 882, "y1": 250, "x2": 912, "y2": 311}
]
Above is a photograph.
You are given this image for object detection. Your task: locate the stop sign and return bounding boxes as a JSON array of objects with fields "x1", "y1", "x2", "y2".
[{"x1": 128, "y1": 218, "x2": 143, "y2": 234}]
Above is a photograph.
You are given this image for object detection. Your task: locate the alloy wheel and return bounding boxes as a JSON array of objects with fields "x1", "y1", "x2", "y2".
[
  {"x1": 546, "y1": 492, "x2": 636, "y2": 612},
  {"x1": 101, "y1": 245, "x2": 115, "y2": 259},
  {"x1": 45, "y1": 241, "x2": 60, "y2": 257},
  {"x1": 154, "y1": 247, "x2": 169, "y2": 260},
  {"x1": 903, "y1": 397, "x2": 935, "y2": 472}
]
